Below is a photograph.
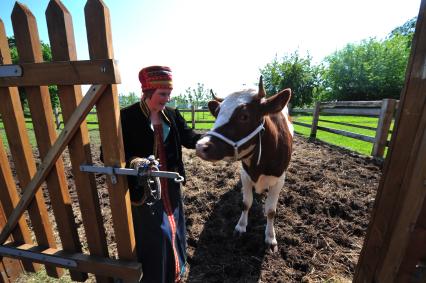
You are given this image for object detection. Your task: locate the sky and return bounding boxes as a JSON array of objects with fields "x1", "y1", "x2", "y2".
[{"x1": 0, "y1": 0, "x2": 422, "y2": 99}]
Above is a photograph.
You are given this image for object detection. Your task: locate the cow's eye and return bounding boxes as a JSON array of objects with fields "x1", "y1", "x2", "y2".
[{"x1": 239, "y1": 113, "x2": 249, "y2": 122}]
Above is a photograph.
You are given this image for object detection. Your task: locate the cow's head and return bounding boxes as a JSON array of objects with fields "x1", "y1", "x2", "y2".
[{"x1": 196, "y1": 76, "x2": 291, "y2": 162}]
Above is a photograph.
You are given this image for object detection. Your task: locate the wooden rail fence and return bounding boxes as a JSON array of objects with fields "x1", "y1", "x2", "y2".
[
  {"x1": 291, "y1": 99, "x2": 398, "y2": 159},
  {"x1": 0, "y1": 1, "x2": 139, "y2": 282}
]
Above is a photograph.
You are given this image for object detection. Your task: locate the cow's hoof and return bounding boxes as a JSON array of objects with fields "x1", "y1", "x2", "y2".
[
  {"x1": 233, "y1": 226, "x2": 246, "y2": 237},
  {"x1": 267, "y1": 243, "x2": 278, "y2": 253}
]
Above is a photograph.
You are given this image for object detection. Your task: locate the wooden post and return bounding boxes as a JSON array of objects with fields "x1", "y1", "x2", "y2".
[
  {"x1": 85, "y1": 0, "x2": 136, "y2": 262},
  {"x1": 371, "y1": 99, "x2": 397, "y2": 159},
  {"x1": 46, "y1": 1, "x2": 110, "y2": 282},
  {"x1": 309, "y1": 101, "x2": 321, "y2": 140},
  {"x1": 53, "y1": 106, "x2": 61, "y2": 129},
  {"x1": 354, "y1": 0, "x2": 426, "y2": 281},
  {"x1": 0, "y1": 16, "x2": 53, "y2": 276},
  {"x1": 191, "y1": 105, "x2": 196, "y2": 129},
  {"x1": 12, "y1": 3, "x2": 84, "y2": 280}
]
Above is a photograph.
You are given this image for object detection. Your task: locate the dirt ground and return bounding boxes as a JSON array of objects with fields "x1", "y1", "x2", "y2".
[{"x1": 11, "y1": 133, "x2": 382, "y2": 282}]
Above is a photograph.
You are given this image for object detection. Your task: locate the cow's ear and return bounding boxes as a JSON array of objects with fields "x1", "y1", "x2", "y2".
[
  {"x1": 260, "y1": 88, "x2": 291, "y2": 114},
  {"x1": 208, "y1": 100, "x2": 220, "y2": 117}
]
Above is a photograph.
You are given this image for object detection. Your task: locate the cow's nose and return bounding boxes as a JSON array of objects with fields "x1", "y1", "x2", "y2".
[{"x1": 196, "y1": 141, "x2": 214, "y2": 159}]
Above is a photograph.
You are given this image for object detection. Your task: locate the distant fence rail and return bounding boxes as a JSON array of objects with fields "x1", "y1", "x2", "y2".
[
  {"x1": 14, "y1": 100, "x2": 395, "y2": 160},
  {"x1": 291, "y1": 99, "x2": 399, "y2": 159},
  {"x1": 51, "y1": 105, "x2": 214, "y2": 129}
]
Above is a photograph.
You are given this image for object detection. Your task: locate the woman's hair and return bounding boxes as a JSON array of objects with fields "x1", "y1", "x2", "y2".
[{"x1": 142, "y1": 89, "x2": 156, "y2": 100}]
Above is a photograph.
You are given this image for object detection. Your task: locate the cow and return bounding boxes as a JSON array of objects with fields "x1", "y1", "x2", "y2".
[{"x1": 195, "y1": 76, "x2": 293, "y2": 252}]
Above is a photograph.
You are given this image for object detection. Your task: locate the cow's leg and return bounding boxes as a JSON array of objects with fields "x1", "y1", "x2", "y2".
[
  {"x1": 264, "y1": 175, "x2": 285, "y2": 252},
  {"x1": 234, "y1": 169, "x2": 253, "y2": 235}
]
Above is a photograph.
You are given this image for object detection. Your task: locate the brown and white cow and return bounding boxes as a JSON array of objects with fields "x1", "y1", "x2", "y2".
[{"x1": 195, "y1": 76, "x2": 293, "y2": 252}]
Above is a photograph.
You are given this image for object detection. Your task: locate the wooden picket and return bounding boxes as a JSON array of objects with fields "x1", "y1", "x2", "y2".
[{"x1": 0, "y1": 0, "x2": 138, "y2": 282}]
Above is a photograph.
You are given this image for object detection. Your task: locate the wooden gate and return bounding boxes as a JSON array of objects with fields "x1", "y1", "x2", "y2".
[{"x1": 0, "y1": 0, "x2": 139, "y2": 282}]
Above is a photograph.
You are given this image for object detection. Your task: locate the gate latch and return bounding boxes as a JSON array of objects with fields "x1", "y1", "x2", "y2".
[{"x1": 80, "y1": 163, "x2": 184, "y2": 185}]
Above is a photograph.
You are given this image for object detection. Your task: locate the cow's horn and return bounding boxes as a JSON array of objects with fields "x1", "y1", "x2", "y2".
[
  {"x1": 210, "y1": 89, "x2": 224, "y2": 102},
  {"x1": 258, "y1": 75, "x2": 266, "y2": 98}
]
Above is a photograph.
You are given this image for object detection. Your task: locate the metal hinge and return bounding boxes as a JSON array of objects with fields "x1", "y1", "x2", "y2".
[
  {"x1": 0, "y1": 64, "x2": 23, "y2": 78},
  {"x1": 80, "y1": 165, "x2": 184, "y2": 184}
]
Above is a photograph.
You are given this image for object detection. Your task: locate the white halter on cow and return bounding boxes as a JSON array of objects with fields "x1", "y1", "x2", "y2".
[{"x1": 196, "y1": 76, "x2": 293, "y2": 252}]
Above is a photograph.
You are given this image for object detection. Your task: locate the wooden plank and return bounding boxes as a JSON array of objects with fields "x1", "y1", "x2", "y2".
[
  {"x1": 376, "y1": 109, "x2": 426, "y2": 282},
  {"x1": 371, "y1": 99, "x2": 397, "y2": 158},
  {"x1": 396, "y1": 227, "x2": 426, "y2": 282},
  {"x1": 0, "y1": 59, "x2": 120, "y2": 87},
  {"x1": 321, "y1": 100, "x2": 383, "y2": 108},
  {"x1": 321, "y1": 107, "x2": 381, "y2": 116},
  {"x1": 46, "y1": 1, "x2": 110, "y2": 282},
  {"x1": 0, "y1": 84, "x2": 106, "y2": 246},
  {"x1": 319, "y1": 118, "x2": 378, "y2": 131},
  {"x1": 0, "y1": 134, "x2": 35, "y2": 273},
  {"x1": 0, "y1": 243, "x2": 141, "y2": 282},
  {"x1": 11, "y1": 3, "x2": 84, "y2": 281},
  {"x1": 354, "y1": 0, "x2": 426, "y2": 281},
  {"x1": 0, "y1": 18, "x2": 52, "y2": 275},
  {"x1": 316, "y1": 125, "x2": 376, "y2": 143},
  {"x1": 85, "y1": 0, "x2": 136, "y2": 261},
  {"x1": 0, "y1": 204, "x2": 23, "y2": 282}
]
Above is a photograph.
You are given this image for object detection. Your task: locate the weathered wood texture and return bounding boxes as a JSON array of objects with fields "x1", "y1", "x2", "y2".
[
  {"x1": 45, "y1": 1, "x2": 110, "y2": 282},
  {"x1": 11, "y1": 3, "x2": 85, "y2": 280},
  {"x1": 0, "y1": 18, "x2": 54, "y2": 276},
  {"x1": 354, "y1": 0, "x2": 426, "y2": 281},
  {"x1": 0, "y1": 59, "x2": 120, "y2": 87},
  {"x1": 85, "y1": 0, "x2": 136, "y2": 261},
  {"x1": 1, "y1": 243, "x2": 141, "y2": 282}
]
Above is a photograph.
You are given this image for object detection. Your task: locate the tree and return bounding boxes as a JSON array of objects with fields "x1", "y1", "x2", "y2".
[
  {"x1": 320, "y1": 34, "x2": 412, "y2": 101},
  {"x1": 119, "y1": 92, "x2": 140, "y2": 108},
  {"x1": 171, "y1": 83, "x2": 210, "y2": 109},
  {"x1": 8, "y1": 36, "x2": 59, "y2": 111},
  {"x1": 260, "y1": 51, "x2": 320, "y2": 108}
]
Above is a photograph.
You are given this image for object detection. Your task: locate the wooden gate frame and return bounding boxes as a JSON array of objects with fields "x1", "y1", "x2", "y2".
[
  {"x1": 354, "y1": 0, "x2": 426, "y2": 281},
  {"x1": 0, "y1": 0, "x2": 140, "y2": 282}
]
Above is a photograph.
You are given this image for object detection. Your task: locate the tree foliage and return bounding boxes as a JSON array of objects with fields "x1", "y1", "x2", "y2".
[
  {"x1": 259, "y1": 17, "x2": 415, "y2": 105},
  {"x1": 8, "y1": 36, "x2": 59, "y2": 110},
  {"x1": 171, "y1": 83, "x2": 210, "y2": 109},
  {"x1": 119, "y1": 92, "x2": 140, "y2": 108},
  {"x1": 260, "y1": 51, "x2": 320, "y2": 108},
  {"x1": 320, "y1": 34, "x2": 411, "y2": 101}
]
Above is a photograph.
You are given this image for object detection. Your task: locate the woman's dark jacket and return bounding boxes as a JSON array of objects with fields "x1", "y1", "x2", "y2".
[{"x1": 120, "y1": 101, "x2": 200, "y2": 202}]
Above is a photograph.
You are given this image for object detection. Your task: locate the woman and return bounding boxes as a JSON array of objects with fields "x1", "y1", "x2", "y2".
[{"x1": 120, "y1": 66, "x2": 201, "y2": 282}]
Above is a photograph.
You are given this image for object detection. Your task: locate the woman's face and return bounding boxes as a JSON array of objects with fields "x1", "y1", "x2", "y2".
[{"x1": 147, "y1": 88, "x2": 172, "y2": 112}]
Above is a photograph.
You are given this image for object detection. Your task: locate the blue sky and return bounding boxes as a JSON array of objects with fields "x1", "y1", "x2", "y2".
[{"x1": 0, "y1": 0, "x2": 421, "y2": 98}]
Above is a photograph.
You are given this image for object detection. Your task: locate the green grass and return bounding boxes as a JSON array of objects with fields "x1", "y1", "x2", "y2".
[
  {"x1": 292, "y1": 114, "x2": 394, "y2": 156},
  {"x1": 1, "y1": 110, "x2": 392, "y2": 157}
]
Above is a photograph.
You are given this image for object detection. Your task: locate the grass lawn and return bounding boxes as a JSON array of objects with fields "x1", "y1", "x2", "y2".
[
  {"x1": 292, "y1": 114, "x2": 394, "y2": 156},
  {"x1": 1, "y1": 110, "x2": 393, "y2": 157}
]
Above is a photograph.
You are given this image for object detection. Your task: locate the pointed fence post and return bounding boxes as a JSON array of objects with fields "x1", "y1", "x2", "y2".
[{"x1": 371, "y1": 99, "x2": 397, "y2": 159}]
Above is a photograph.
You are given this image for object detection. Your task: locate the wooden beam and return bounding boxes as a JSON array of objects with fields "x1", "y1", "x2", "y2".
[
  {"x1": 0, "y1": 243, "x2": 141, "y2": 282},
  {"x1": 12, "y1": 3, "x2": 84, "y2": 280},
  {"x1": 0, "y1": 16, "x2": 54, "y2": 277},
  {"x1": 0, "y1": 84, "x2": 107, "y2": 246},
  {"x1": 46, "y1": 1, "x2": 110, "y2": 282},
  {"x1": 0, "y1": 59, "x2": 120, "y2": 87},
  {"x1": 85, "y1": 0, "x2": 136, "y2": 262},
  {"x1": 354, "y1": 0, "x2": 426, "y2": 281}
]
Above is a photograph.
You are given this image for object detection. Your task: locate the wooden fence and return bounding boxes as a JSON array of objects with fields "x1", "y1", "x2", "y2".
[
  {"x1": 0, "y1": 1, "x2": 139, "y2": 282},
  {"x1": 51, "y1": 105, "x2": 215, "y2": 129},
  {"x1": 291, "y1": 99, "x2": 398, "y2": 159}
]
